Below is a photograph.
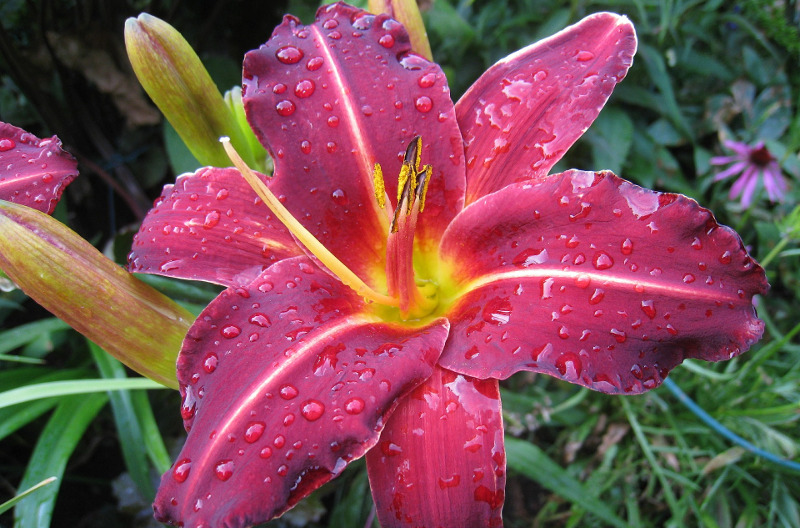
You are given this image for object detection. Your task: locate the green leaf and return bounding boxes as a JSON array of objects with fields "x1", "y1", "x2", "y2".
[
  {"x1": 0, "y1": 318, "x2": 69, "y2": 356},
  {"x1": 583, "y1": 107, "x2": 634, "y2": 174},
  {"x1": 89, "y1": 341, "x2": 155, "y2": 499},
  {"x1": 13, "y1": 394, "x2": 108, "y2": 528},
  {"x1": 505, "y1": 436, "x2": 630, "y2": 528},
  {"x1": 0, "y1": 378, "x2": 167, "y2": 409}
]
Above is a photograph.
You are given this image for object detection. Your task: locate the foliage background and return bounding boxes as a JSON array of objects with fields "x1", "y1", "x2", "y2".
[{"x1": 1, "y1": 0, "x2": 798, "y2": 526}]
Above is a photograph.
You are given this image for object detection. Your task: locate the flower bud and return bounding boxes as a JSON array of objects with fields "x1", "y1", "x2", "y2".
[
  {"x1": 0, "y1": 200, "x2": 192, "y2": 388},
  {"x1": 369, "y1": 0, "x2": 433, "y2": 60},
  {"x1": 125, "y1": 13, "x2": 256, "y2": 168}
]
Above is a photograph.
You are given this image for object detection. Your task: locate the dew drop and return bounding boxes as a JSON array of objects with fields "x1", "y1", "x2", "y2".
[
  {"x1": 379, "y1": 34, "x2": 395, "y2": 47},
  {"x1": 719, "y1": 251, "x2": 732, "y2": 264},
  {"x1": 277, "y1": 464, "x2": 289, "y2": 477},
  {"x1": 641, "y1": 300, "x2": 656, "y2": 319},
  {"x1": 588, "y1": 288, "x2": 605, "y2": 305},
  {"x1": 610, "y1": 328, "x2": 627, "y2": 343},
  {"x1": 344, "y1": 397, "x2": 365, "y2": 415},
  {"x1": 513, "y1": 248, "x2": 548, "y2": 267},
  {"x1": 323, "y1": 18, "x2": 339, "y2": 29},
  {"x1": 273, "y1": 435, "x2": 286, "y2": 448},
  {"x1": 592, "y1": 251, "x2": 614, "y2": 270},
  {"x1": 203, "y1": 210, "x2": 220, "y2": 228},
  {"x1": 328, "y1": 30, "x2": 342, "y2": 39},
  {"x1": 331, "y1": 188, "x2": 348, "y2": 205},
  {"x1": 306, "y1": 56, "x2": 324, "y2": 71},
  {"x1": 621, "y1": 238, "x2": 633, "y2": 255},
  {"x1": 691, "y1": 237, "x2": 703, "y2": 250},
  {"x1": 418, "y1": 73, "x2": 436, "y2": 88},
  {"x1": 301, "y1": 400, "x2": 325, "y2": 421},
  {"x1": 576, "y1": 50, "x2": 595, "y2": 61},
  {"x1": 558, "y1": 326, "x2": 569, "y2": 339},
  {"x1": 259, "y1": 446, "x2": 273, "y2": 459},
  {"x1": 276, "y1": 100, "x2": 296, "y2": 116},
  {"x1": 415, "y1": 96, "x2": 433, "y2": 113},
  {"x1": 380, "y1": 441, "x2": 402, "y2": 456},
  {"x1": 0, "y1": 138, "x2": 15, "y2": 151},
  {"x1": 574, "y1": 274, "x2": 591, "y2": 289},
  {"x1": 438, "y1": 475, "x2": 461, "y2": 489},
  {"x1": 283, "y1": 413, "x2": 295, "y2": 426},
  {"x1": 327, "y1": 115, "x2": 339, "y2": 127},
  {"x1": 555, "y1": 352, "x2": 582, "y2": 377},
  {"x1": 682, "y1": 273, "x2": 695, "y2": 283},
  {"x1": 214, "y1": 460, "x2": 234, "y2": 481},
  {"x1": 221, "y1": 325, "x2": 241, "y2": 338},
  {"x1": 202, "y1": 352, "x2": 218, "y2": 373},
  {"x1": 361, "y1": 105, "x2": 373, "y2": 116},
  {"x1": 249, "y1": 313, "x2": 271, "y2": 327},
  {"x1": 279, "y1": 384, "x2": 299, "y2": 400},
  {"x1": 326, "y1": 141, "x2": 337, "y2": 154},
  {"x1": 482, "y1": 297, "x2": 512, "y2": 325},
  {"x1": 172, "y1": 459, "x2": 191, "y2": 483},
  {"x1": 276, "y1": 46, "x2": 303, "y2": 64},
  {"x1": 294, "y1": 79, "x2": 315, "y2": 98},
  {"x1": 244, "y1": 421, "x2": 266, "y2": 443},
  {"x1": 272, "y1": 83, "x2": 287, "y2": 94},
  {"x1": 630, "y1": 364, "x2": 643, "y2": 379}
]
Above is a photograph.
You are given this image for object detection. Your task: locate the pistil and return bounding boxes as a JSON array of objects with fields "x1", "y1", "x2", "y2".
[
  {"x1": 377, "y1": 136, "x2": 437, "y2": 318},
  {"x1": 221, "y1": 137, "x2": 397, "y2": 307}
]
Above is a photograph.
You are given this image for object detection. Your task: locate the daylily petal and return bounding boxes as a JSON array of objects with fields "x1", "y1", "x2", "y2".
[
  {"x1": 129, "y1": 167, "x2": 302, "y2": 287},
  {"x1": 455, "y1": 13, "x2": 636, "y2": 204},
  {"x1": 366, "y1": 366, "x2": 505, "y2": 527},
  {"x1": 242, "y1": 2, "x2": 465, "y2": 282},
  {"x1": 438, "y1": 170, "x2": 768, "y2": 393},
  {"x1": 154, "y1": 256, "x2": 449, "y2": 526},
  {"x1": 0, "y1": 122, "x2": 78, "y2": 214}
]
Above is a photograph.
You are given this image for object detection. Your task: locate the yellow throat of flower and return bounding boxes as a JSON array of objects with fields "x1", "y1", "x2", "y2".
[{"x1": 221, "y1": 136, "x2": 438, "y2": 320}]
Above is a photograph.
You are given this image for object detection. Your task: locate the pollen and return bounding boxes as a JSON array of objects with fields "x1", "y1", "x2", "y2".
[{"x1": 372, "y1": 163, "x2": 386, "y2": 209}]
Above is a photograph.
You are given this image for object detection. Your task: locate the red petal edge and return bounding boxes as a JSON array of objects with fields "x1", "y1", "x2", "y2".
[
  {"x1": 0, "y1": 121, "x2": 78, "y2": 214},
  {"x1": 455, "y1": 13, "x2": 636, "y2": 204},
  {"x1": 243, "y1": 2, "x2": 465, "y2": 281},
  {"x1": 367, "y1": 366, "x2": 505, "y2": 528},
  {"x1": 153, "y1": 256, "x2": 449, "y2": 527},
  {"x1": 128, "y1": 167, "x2": 302, "y2": 287},
  {"x1": 438, "y1": 170, "x2": 768, "y2": 394}
]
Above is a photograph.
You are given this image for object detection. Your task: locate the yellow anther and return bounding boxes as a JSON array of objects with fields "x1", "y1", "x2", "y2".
[
  {"x1": 418, "y1": 164, "x2": 432, "y2": 212},
  {"x1": 396, "y1": 163, "x2": 411, "y2": 203},
  {"x1": 372, "y1": 163, "x2": 386, "y2": 209}
]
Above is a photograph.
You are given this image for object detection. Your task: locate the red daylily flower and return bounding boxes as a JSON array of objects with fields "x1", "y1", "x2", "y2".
[
  {"x1": 0, "y1": 121, "x2": 78, "y2": 213},
  {"x1": 129, "y1": 3, "x2": 768, "y2": 527}
]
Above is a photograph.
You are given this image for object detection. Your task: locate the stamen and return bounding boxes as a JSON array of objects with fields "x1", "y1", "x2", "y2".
[
  {"x1": 417, "y1": 164, "x2": 432, "y2": 212},
  {"x1": 221, "y1": 137, "x2": 397, "y2": 307},
  {"x1": 372, "y1": 163, "x2": 386, "y2": 209}
]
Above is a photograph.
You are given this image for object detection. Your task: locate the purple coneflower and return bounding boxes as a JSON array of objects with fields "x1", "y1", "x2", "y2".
[{"x1": 711, "y1": 140, "x2": 787, "y2": 207}]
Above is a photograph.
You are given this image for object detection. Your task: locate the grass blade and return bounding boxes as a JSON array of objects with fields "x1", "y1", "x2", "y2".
[
  {"x1": 0, "y1": 378, "x2": 167, "y2": 409},
  {"x1": 0, "y1": 477, "x2": 57, "y2": 516},
  {"x1": 12, "y1": 394, "x2": 108, "y2": 528},
  {"x1": 505, "y1": 436, "x2": 630, "y2": 528}
]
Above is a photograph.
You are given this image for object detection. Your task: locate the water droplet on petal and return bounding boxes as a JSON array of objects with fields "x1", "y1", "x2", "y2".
[
  {"x1": 513, "y1": 248, "x2": 548, "y2": 267},
  {"x1": 300, "y1": 140, "x2": 311, "y2": 154},
  {"x1": 214, "y1": 460, "x2": 234, "y2": 481},
  {"x1": 279, "y1": 384, "x2": 299, "y2": 400},
  {"x1": 344, "y1": 397, "x2": 365, "y2": 415},
  {"x1": 327, "y1": 115, "x2": 339, "y2": 127},
  {"x1": 556, "y1": 352, "x2": 582, "y2": 378},
  {"x1": 323, "y1": 18, "x2": 339, "y2": 29},
  {"x1": 610, "y1": 328, "x2": 627, "y2": 343},
  {"x1": 326, "y1": 141, "x2": 337, "y2": 153},
  {"x1": 277, "y1": 464, "x2": 289, "y2": 477},
  {"x1": 244, "y1": 421, "x2": 266, "y2": 443},
  {"x1": 380, "y1": 441, "x2": 402, "y2": 456},
  {"x1": 202, "y1": 353, "x2": 218, "y2": 373},
  {"x1": 415, "y1": 96, "x2": 433, "y2": 113},
  {"x1": 0, "y1": 138, "x2": 15, "y2": 151},
  {"x1": 719, "y1": 251, "x2": 732, "y2": 264},
  {"x1": 575, "y1": 50, "x2": 595, "y2": 61},
  {"x1": 683, "y1": 273, "x2": 695, "y2": 283},
  {"x1": 259, "y1": 446, "x2": 273, "y2": 459},
  {"x1": 589, "y1": 288, "x2": 605, "y2": 305},
  {"x1": 294, "y1": 79, "x2": 315, "y2": 98},
  {"x1": 306, "y1": 56, "x2": 324, "y2": 71},
  {"x1": 273, "y1": 435, "x2": 286, "y2": 448},
  {"x1": 379, "y1": 34, "x2": 394, "y2": 47},
  {"x1": 418, "y1": 73, "x2": 436, "y2": 88},
  {"x1": 301, "y1": 400, "x2": 325, "y2": 421},
  {"x1": 641, "y1": 300, "x2": 656, "y2": 319},
  {"x1": 592, "y1": 251, "x2": 614, "y2": 270},
  {"x1": 691, "y1": 237, "x2": 703, "y2": 250},
  {"x1": 331, "y1": 188, "x2": 348, "y2": 205},
  {"x1": 482, "y1": 297, "x2": 512, "y2": 325},
  {"x1": 621, "y1": 238, "x2": 633, "y2": 255},
  {"x1": 438, "y1": 475, "x2": 461, "y2": 489},
  {"x1": 221, "y1": 325, "x2": 241, "y2": 338},
  {"x1": 203, "y1": 210, "x2": 220, "y2": 228},
  {"x1": 249, "y1": 313, "x2": 271, "y2": 327},
  {"x1": 172, "y1": 459, "x2": 191, "y2": 483},
  {"x1": 276, "y1": 100, "x2": 296, "y2": 116},
  {"x1": 276, "y1": 46, "x2": 303, "y2": 64}
]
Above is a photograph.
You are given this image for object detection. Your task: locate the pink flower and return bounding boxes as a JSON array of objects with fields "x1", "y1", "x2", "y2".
[{"x1": 711, "y1": 140, "x2": 787, "y2": 207}]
